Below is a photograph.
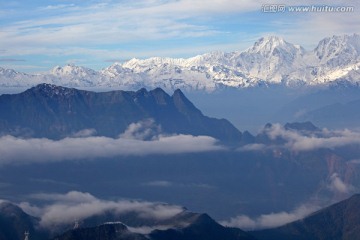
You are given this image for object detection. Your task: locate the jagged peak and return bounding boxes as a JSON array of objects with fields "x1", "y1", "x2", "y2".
[
  {"x1": 50, "y1": 64, "x2": 97, "y2": 75},
  {"x1": 247, "y1": 35, "x2": 303, "y2": 56},
  {"x1": 150, "y1": 87, "x2": 170, "y2": 97},
  {"x1": 172, "y1": 88, "x2": 202, "y2": 115},
  {"x1": 122, "y1": 56, "x2": 191, "y2": 70},
  {"x1": 0, "y1": 201, "x2": 26, "y2": 215},
  {"x1": 318, "y1": 33, "x2": 360, "y2": 44},
  {"x1": 28, "y1": 83, "x2": 77, "y2": 97},
  {"x1": 135, "y1": 87, "x2": 148, "y2": 94},
  {"x1": 314, "y1": 33, "x2": 360, "y2": 59},
  {"x1": 172, "y1": 89, "x2": 190, "y2": 104},
  {"x1": 172, "y1": 88, "x2": 186, "y2": 98},
  {"x1": 253, "y1": 35, "x2": 287, "y2": 48},
  {"x1": 1, "y1": 33, "x2": 359, "y2": 89},
  {"x1": 284, "y1": 121, "x2": 320, "y2": 132},
  {"x1": 0, "y1": 67, "x2": 22, "y2": 76},
  {"x1": 33, "y1": 83, "x2": 64, "y2": 89},
  {"x1": 260, "y1": 35, "x2": 286, "y2": 43},
  {"x1": 191, "y1": 213, "x2": 214, "y2": 224}
]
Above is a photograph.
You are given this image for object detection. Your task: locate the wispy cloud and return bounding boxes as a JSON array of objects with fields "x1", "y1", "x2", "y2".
[
  {"x1": 19, "y1": 191, "x2": 185, "y2": 229},
  {"x1": 120, "y1": 119, "x2": 161, "y2": 140},
  {"x1": 142, "y1": 180, "x2": 174, "y2": 187},
  {"x1": 142, "y1": 180, "x2": 215, "y2": 189},
  {"x1": 221, "y1": 203, "x2": 320, "y2": 230},
  {"x1": 40, "y1": 4, "x2": 76, "y2": 11},
  {"x1": 265, "y1": 124, "x2": 360, "y2": 151},
  {"x1": 237, "y1": 143, "x2": 267, "y2": 152},
  {"x1": 328, "y1": 173, "x2": 355, "y2": 194},
  {"x1": 0, "y1": 58, "x2": 26, "y2": 62}
]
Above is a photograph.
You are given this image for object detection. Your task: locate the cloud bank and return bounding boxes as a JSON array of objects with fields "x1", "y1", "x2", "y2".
[
  {"x1": 0, "y1": 120, "x2": 224, "y2": 166},
  {"x1": 265, "y1": 124, "x2": 360, "y2": 151},
  {"x1": 0, "y1": 133, "x2": 223, "y2": 165}
]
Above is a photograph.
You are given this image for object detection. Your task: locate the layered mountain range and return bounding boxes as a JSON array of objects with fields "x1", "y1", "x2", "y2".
[
  {"x1": 0, "y1": 201, "x2": 256, "y2": 240},
  {"x1": 3, "y1": 195, "x2": 360, "y2": 240},
  {"x1": 1, "y1": 34, "x2": 359, "y2": 91}
]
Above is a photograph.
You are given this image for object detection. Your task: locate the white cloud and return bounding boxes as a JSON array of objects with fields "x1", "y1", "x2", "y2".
[
  {"x1": 328, "y1": 173, "x2": 354, "y2": 194},
  {"x1": 221, "y1": 215, "x2": 257, "y2": 229},
  {"x1": 71, "y1": 128, "x2": 97, "y2": 138},
  {"x1": 0, "y1": 1, "x2": 227, "y2": 53},
  {"x1": 265, "y1": 124, "x2": 360, "y2": 151},
  {"x1": 142, "y1": 180, "x2": 215, "y2": 189},
  {"x1": 128, "y1": 225, "x2": 170, "y2": 234},
  {"x1": 120, "y1": 119, "x2": 161, "y2": 140},
  {"x1": 221, "y1": 203, "x2": 320, "y2": 230},
  {"x1": 348, "y1": 159, "x2": 360, "y2": 164},
  {"x1": 142, "y1": 180, "x2": 173, "y2": 187},
  {"x1": 237, "y1": 143, "x2": 267, "y2": 151},
  {"x1": 0, "y1": 133, "x2": 223, "y2": 165},
  {"x1": 19, "y1": 191, "x2": 185, "y2": 229},
  {"x1": 41, "y1": 4, "x2": 76, "y2": 11}
]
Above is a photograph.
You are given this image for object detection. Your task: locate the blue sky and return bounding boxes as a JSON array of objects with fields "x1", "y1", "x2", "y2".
[{"x1": 0, "y1": 0, "x2": 358, "y2": 72}]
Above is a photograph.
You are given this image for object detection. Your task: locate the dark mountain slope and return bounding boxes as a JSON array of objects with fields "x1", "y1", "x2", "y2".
[
  {"x1": 0, "y1": 202, "x2": 47, "y2": 240},
  {"x1": 253, "y1": 194, "x2": 360, "y2": 240},
  {"x1": 52, "y1": 223, "x2": 147, "y2": 240},
  {"x1": 149, "y1": 213, "x2": 257, "y2": 240},
  {"x1": 53, "y1": 212, "x2": 257, "y2": 240},
  {"x1": 0, "y1": 84, "x2": 243, "y2": 142}
]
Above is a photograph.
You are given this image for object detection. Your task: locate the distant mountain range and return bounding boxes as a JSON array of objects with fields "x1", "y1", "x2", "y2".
[
  {"x1": 0, "y1": 201, "x2": 255, "y2": 240},
  {"x1": 0, "y1": 84, "x2": 242, "y2": 142},
  {"x1": 0, "y1": 34, "x2": 359, "y2": 91}
]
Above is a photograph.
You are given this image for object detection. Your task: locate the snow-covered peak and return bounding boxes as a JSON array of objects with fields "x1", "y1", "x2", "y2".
[
  {"x1": 30, "y1": 83, "x2": 77, "y2": 97},
  {"x1": 47, "y1": 64, "x2": 102, "y2": 87},
  {"x1": 235, "y1": 36, "x2": 307, "y2": 83},
  {"x1": 246, "y1": 36, "x2": 305, "y2": 57},
  {"x1": 0, "y1": 67, "x2": 21, "y2": 78},
  {"x1": 101, "y1": 63, "x2": 127, "y2": 77},
  {"x1": 251, "y1": 36, "x2": 286, "y2": 49},
  {"x1": 50, "y1": 64, "x2": 98, "y2": 77},
  {"x1": 1, "y1": 33, "x2": 359, "y2": 90},
  {"x1": 186, "y1": 51, "x2": 233, "y2": 67},
  {"x1": 314, "y1": 34, "x2": 360, "y2": 66},
  {"x1": 122, "y1": 57, "x2": 188, "y2": 71}
]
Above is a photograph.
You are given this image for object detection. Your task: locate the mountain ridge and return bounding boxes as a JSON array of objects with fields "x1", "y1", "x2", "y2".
[
  {"x1": 252, "y1": 194, "x2": 360, "y2": 240},
  {"x1": 0, "y1": 84, "x2": 243, "y2": 142},
  {"x1": 0, "y1": 201, "x2": 257, "y2": 240},
  {"x1": 1, "y1": 34, "x2": 359, "y2": 91}
]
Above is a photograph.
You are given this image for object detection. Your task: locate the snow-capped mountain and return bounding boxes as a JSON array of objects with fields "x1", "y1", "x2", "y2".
[
  {"x1": 235, "y1": 36, "x2": 307, "y2": 83},
  {"x1": 1, "y1": 34, "x2": 359, "y2": 91},
  {"x1": 310, "y1": 34, "x2": 360, "y2": 84}
]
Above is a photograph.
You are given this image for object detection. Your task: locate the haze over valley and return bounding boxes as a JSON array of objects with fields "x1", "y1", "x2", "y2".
[{"x1": 1, "y1": 82, "x2": 360, "y2": 239}]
